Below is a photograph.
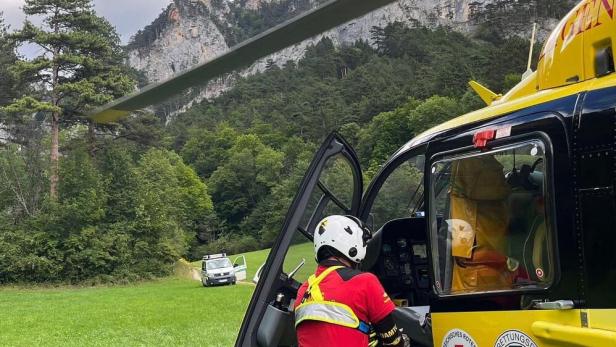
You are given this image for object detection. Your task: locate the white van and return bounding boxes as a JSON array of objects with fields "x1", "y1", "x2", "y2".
[{"x1": 201, "y1": 253, "x2": 236, "y2": 286}]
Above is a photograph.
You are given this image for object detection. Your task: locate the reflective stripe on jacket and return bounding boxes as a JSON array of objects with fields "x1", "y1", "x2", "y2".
[{"x1": 294, "y1": 265, "x2": 368, "y2": 332}]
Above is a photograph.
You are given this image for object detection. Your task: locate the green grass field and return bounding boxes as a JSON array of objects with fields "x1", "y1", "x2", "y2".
[
  {"x1": 0, "y1": 244, "x2": 318, "y2": 346},
  {"x1": 0, "y1": 278, "x2": 253, "y2": 346}
]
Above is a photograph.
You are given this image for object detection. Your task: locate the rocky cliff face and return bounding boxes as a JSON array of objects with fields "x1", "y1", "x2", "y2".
[
  {"x1": 246, "y1": 0, "x2": 495, "y2": 73},
  {"x1": 127, "y1": 0, "x2": 572, "y2": 114},
  {"x1": 129, "y1": 0, "x2": 488, "y2": 83},
  {"x1": 128, "y1": 0, "x2": 229, "y2": 84}
]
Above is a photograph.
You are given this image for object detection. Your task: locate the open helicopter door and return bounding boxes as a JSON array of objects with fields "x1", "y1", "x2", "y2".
[{"x1": 235, "y1": 132, "x2": 362, "y2": 347}]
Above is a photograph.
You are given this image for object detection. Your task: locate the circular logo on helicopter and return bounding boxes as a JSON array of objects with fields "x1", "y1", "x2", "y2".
[
  {"x1": 442, "y1": 329, "x2": 477, "y2": 347},
  {"x1": 494, "y1": 330, "x2": 538, "y2": 347}
]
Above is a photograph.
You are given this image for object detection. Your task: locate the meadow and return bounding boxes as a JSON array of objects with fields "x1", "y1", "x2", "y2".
[
  {"x1": 0, "y1": 243, "x2": 316, "y2": 346},
  {"x1": 0, "y1": 278, "x2": 253, "y2": 346}
]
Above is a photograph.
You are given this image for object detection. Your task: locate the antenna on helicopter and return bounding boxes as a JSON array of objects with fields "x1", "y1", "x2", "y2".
[{"x1": 522, "y1": 22, "x2": 538, "y2": 80}]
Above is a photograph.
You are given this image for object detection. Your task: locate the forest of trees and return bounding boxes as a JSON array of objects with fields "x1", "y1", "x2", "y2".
[
  {"x1": 0, "y1": 1, "x2": 208, "y2": 284},
  {"x1": 167, "y1": 24, "x2": 532, "y2": 256},
  {"x1": 0, "y1": 0, "x2": 537, "y2": 284}
]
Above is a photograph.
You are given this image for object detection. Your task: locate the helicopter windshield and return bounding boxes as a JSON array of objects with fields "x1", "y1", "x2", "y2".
[
  {"x1": 368, "y1": 154, "x2": 426, "y2": 232},
  {"x1": 206, "y1": 258, "x2": 232, "y2": 270}
]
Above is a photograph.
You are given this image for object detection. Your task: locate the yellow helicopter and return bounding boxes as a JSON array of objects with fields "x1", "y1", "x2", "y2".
[{"x1": 91, "y1": 0, "x2": 616, "y2": 346}]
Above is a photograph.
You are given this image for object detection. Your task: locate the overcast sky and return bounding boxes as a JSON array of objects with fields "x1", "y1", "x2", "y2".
[{"x1": 1, "y1": 0, "x2": 172, "y2": 44}]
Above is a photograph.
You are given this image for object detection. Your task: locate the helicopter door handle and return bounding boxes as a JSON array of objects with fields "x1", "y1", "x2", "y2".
[{"x1": 532, "y1": 300, "x2": 575, "y2": 310}]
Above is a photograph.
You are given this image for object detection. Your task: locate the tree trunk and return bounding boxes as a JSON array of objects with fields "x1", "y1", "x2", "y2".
[{"x1": 50, "y1": 111, "x2": 59, "y2": 200}]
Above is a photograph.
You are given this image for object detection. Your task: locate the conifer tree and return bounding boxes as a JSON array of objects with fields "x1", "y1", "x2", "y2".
[
  {"x1": 3, "y1": 0, "x2": 135, "y2": 199},
  {"x1": 0, "y1": 12, "x2": 34, "y2": 146},
  {"x1": 0, "y1": 13, "x2": 19, "y2": 108}
]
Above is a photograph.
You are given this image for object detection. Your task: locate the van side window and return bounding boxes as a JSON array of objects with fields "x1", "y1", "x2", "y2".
[{"x1": 430, "y1": 141, "x2": 554, "y2": 295}]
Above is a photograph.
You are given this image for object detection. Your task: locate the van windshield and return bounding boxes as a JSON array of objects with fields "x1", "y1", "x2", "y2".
[{"x1": 206, "y1": 258, "x2": 232, "y2": 270}]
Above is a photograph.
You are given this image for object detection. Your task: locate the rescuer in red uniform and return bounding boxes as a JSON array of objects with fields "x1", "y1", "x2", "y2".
[{"x1": 294, "y1": 215, "x2": 410, "y2": 347}]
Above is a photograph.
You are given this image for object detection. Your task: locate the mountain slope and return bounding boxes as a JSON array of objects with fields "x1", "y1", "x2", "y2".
[{"x1": 126, "y1": 0, "x2": 574, "y2": 116}]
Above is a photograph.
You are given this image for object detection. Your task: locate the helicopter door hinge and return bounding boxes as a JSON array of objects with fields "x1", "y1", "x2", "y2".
[{"x1": 581, "y1": 310, "x2": 589, "y2": 328}]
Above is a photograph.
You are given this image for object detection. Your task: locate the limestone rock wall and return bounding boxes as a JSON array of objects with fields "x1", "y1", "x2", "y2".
[
  {"x1": 126, "y1": 0, "x2": 572, "y2": 117},
  {"x1": 129, "y1": 0, "x2": 498, "y2": 82}
]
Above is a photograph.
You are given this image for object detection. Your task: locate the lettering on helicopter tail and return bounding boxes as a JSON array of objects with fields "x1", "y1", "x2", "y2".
[
  {"x1": 564, "y1": 0, "x2": 614, "y2": 44},
  {"x1": 600, "y1": 0, "x2": 614, "y2": 19},
  {"x1": 541, "y1": 0, "x2": 615, "y2": 60},
  {"x1": 442, "y1": 329, "x2": 478, "y2": 347},
  {"x1": 494, "y1": 330, "x2": 538, "y2": 347}
]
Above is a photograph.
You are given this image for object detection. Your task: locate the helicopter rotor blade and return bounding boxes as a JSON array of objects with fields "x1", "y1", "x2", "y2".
[{"x1": 89, "y1": 0, "x2": 397, "y2": 123}]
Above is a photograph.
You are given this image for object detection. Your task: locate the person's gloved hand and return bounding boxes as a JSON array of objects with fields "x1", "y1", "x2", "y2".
[{"x1": 368, "y1": 330, "x2": 379, "y2": 347}]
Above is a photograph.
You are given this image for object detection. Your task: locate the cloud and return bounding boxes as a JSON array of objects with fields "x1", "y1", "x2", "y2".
[
  {"x1": 1, "y1": 0, "x2": 172, "y2": 43},
  {"x1": 1, "y1": 0, "x2": 27, "y2": 29},
  {"x1": 94, "y1": 0, "x2": 172, "y2": 43}
]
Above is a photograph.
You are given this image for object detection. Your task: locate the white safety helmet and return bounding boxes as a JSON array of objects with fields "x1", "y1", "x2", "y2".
[{"x1": 313, "y1": 215, "x2": 372, "y2": 264}]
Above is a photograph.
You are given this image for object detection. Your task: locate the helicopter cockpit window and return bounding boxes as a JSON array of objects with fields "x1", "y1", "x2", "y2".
[
  {"x1": 298, "y1": 153, "x2": 355, "y2": 237},
  {"x1": 285, "y1": 153, "x2": 356, "y2": 283},
  {"x1": 430, "y1": 141, "x2": 554, "y2": 295},
  {"x1": 369, "y1": 155, "x2": 425, "y2": 232}
]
